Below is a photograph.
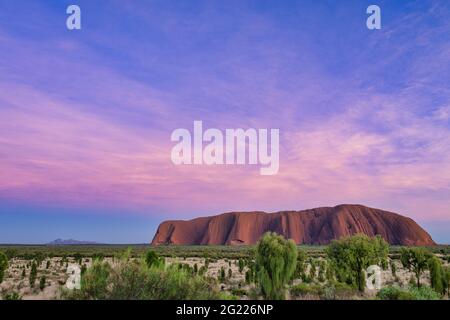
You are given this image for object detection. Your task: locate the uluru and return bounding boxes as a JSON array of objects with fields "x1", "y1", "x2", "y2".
[{"x1": 151, "y1": 204, "x2": 435, "y2": 246}]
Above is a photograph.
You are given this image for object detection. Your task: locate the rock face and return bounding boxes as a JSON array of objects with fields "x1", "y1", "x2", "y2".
[{"x1": 151, "y1": 205, "x2": 435, "y2": 246}]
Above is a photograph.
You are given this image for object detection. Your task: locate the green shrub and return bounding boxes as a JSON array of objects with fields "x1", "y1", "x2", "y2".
[
  {"x1": 326, "y1": 234, "x2": 388, "y2": 291},
  {"x1": 0, "y1": 252, "x2": 8, "y2": 284},
  {"x1": 428, "y1": 256, "x2": 445, "y2": 295},
  {"x1": 39, "y1": 276, "x2": 46, "y2": 291},
  {"x1": 390, "y1": 261, "x2": 396, "y2": 277},
  {"x1": 65, "y1": 258, "x2": 226, "y2": 300},
  {"x1": 29, "y1": 261, "x2": 37, "y2": 288},
  {"x1": 77, "y1": 259, "x2": 111, "y2": 299},
  {"x1": 2, "y1": 291, "x2": 22, "y2": 300},
  {"x1": 255, "y1": 232, "x2": 297, "y2": 300},
  {"x1": 238, "y1": 259, "x2": 245, "y2": 273},
  {"x1": 408, "y1": 286, "x2": 441, "y2": 300},
  {"x1": 400, "y1": 247, "x2": 431, "y2": 288},
  {"x1": 377, "y1": 285, "x2": 441, "y2": 300},
  {"x1": 322, "y1": 282, "x2": 357, "y2": 299},
  {"x1": 290, "y1": 283, "x2": 323, "y2": 297},
  {"x1": 144, "y1": 250, "x2": 164, "y2": 268}
]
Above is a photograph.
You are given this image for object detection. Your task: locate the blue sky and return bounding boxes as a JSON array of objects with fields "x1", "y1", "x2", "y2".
[{"x1": 0, "y1": 0, "x2": 449, "y2": 243}]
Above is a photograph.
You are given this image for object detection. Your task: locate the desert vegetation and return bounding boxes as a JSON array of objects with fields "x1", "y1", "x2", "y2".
[{"x1": 0, "y1": 236, "x2": 449, "y2": 300}]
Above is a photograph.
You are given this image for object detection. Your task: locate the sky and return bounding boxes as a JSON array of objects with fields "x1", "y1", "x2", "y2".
[{"x1": 0, "y1": 0, "x2": 449, "y2": 244}]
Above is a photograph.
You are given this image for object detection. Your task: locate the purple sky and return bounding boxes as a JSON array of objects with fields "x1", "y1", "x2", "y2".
[{"x1": 0, "y1": 0, "x2": 449, "y2": 243}]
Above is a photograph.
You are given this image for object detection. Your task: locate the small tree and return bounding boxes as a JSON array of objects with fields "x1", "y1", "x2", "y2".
[
  {"x1": 29, "y1": 261, "x2": 37, "y2": 288},
  {"x1": 228, "y1": 268, "x2": 232, "y2": 279},
  {"x1": 400, "y1": 247, "x2": 431, "y2": 288},
  {"x1": 0, "y1": 251, "x2": 8, "y2": 284},
  {"x1": 219, "y1": 266, "x2": 226, "y2": 282},
  {"x1": 294, "y1": 249, "x2": 307, "y2": 279},
  {"x1": 326, "y1": 234, "x2": 388, "y2": 292},
  {"x1": 46, "y1": 260, "x2": 51, "y2": 269},
  {"x1": 390, "y1": 260, "x2": 397, "y2": 277},
  {"x1": 238, "y1": 259, "x2": 245, "y2": 273},
  {"x1": 255, "y1": 232, "x2": 297, "y2": 300},
  {"x1": 193, "y1": 263, "x2": 198, "y2": 274},
  {"x1": 144, "y1": 250, "x2": 164, "y2": 268},
  {"x1": 428, "y1": 256, "x2": 445, "y2": 295},
  {"x1": 309, "y1": 259, "x2": 317, "y2": 280},
  {"x1": 318, "y1": 260, "x2": 326, "y2": 282},
  {"x1": 444, "y1": 266, "x2": 450, "y2": 295},
  {"x1": 39, "y1": 276, "x2": 46, "y2": 291}
]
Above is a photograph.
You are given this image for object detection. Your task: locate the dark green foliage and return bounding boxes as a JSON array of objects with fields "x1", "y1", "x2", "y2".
[
  {"x1": 390, "y1": 260, "x2": 397, "y2": 277},
  {"x1": 144, "y1": 250, "x2": 164, "y2": 268},
  {"x1": 245, "y1": 269, "x2": 253, "y2": 284},
  {"x1": 4, "y1": 249, "x2": 18, "y2": 260},
  {"x1": 294, "y1": 249, "x2": 307, "y2": 279},
  {"x1": 81, "y1": 264, "x2": 87, "y2": 276},
  {"x1": 400, "y1": 247, "x2": 431, "y2": 288},
  {"x1": 39, "y1": 276, "x2": 46, "y2": 291},
  {"x1": 325, "y1": 262, "x2": 334, "y2": 282},
  {"x1": 318, "y1": 260, "x2": 326, "y2": 282},
  {"x1": 428, "y1": 256, "x2": 445, "y2": 295},
  {"x1": 0, "y1": 251, "x2": 8, "y2": 284},
  {"x1": 219, "y1": 266, "x2": 226, "y2": 282},
  {"x1": 444, "y1": 266, "x2": 450, "y2": 295},
  {"x1": 290, "y1": 283, "x2": 323, "y2": 297},
  {"x1": 29, "y1": 261, "x2": 38, "y2": 288},
  {"x1": 2, "y1": 291, "x2": 22, "y2": 300},
  {"x1": 66, "y1": 258, "x2": 226, "y2": 300},
  {"x1": 198, "y1": 265, "x2": 207, "y2": 276},
  {"x1": 46, "y1": 260, "x2": 50, "y2": 269},
  {"x1": 326, "y1": 234, "x2": 388, "y2": 292},
  {"x1": 21, "y1": 268, "x2": 26, "y2": 278},
  {"x1": 238, "y1": 259, "x2": 245, "y2": 273},
  {"x1": 78, "y1": 259, "x2": 112, "y2": 299},
  {"x1": 73, "y1": 253, "x2": 82, "y2": 265},
  {"x1": 255, "y1": 232, "x2": 297, "y2": 300},
  {"x1": 193, "y1": 263, "x2": 198, "y2": 274},
  {"x1": 309, "y1": 259, "x2": 317, "y2": 280},
  {"x1": 228, "y1": 268, "x2": 232, "y2": 279},
  {"x1": 377, "y1": 285, "x2": 441, "y2": 300}
]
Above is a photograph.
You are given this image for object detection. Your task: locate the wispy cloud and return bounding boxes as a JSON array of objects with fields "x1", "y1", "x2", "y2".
[{"x1": 0, "y1": 0, "x2": 449, "y2": 226}]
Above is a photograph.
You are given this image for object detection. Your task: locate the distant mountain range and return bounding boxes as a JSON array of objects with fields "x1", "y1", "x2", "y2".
[
  {"x1": 152, "y1": 204, "x2": 436, "y2": 246},
  {"x1": 46, "y1": 239, "x2": 99, "y2": 245}
]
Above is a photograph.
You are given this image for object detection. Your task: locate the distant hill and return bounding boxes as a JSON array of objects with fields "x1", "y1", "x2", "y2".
[
  {"x1": 46, "y1": 239, "x2": 99, "y2": 245},
  {"x1": 152, "y1": 204, "x2": 436, "y2": 246}
]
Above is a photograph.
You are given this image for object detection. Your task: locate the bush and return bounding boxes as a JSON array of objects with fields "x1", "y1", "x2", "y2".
[
  {"x1": 400, "y1": 247, "x2": 431, "y2": 288},
  {"x1": 377, "y1": 285, "x2": 441, "y2": 300},
  {"x1": 0, "y1": 251, "x2": 8, "y2": 284},
  {"x1": 29, "y1": 261, "x2": 37, "y2": 288},
  {"x1": 39, "y1": 276, "x2": 46, "y2": 291},
  {"x1": 408, "y1": 286, "x2": 441, "y2": 300},
  {"x1": 65, "y1": 257, "x2": 226, "y2": 300},
  {"x1": 377, "y1": 286, "x2": 414, "y2": 300},
  {"x1": 255, "y1": 232, "x2": 297, "y2": 300},
  {"x1": 290, "y1": 283, "x2": 323, "y2": 297},
  {"x1": 144, "y1": 250, "x2": 164, "y2": 268},
  {"x1": 77, "y1": 259, "x2": 111, "y2": 299},
  {"x1": 326, "y1": 234, "x2": 388, "y2": 292},
  {"x1": 2, "y1": 291, "x2": 22, "y2": 300},
  {"x1": 428, "y1": 256, "x2": 446, "y2": 295},
  {"x1": 322, "y1": 282, "x2": 357, "y2": 300}
]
